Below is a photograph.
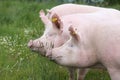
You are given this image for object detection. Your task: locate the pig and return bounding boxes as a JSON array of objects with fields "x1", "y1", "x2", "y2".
[
  {"x1": 28, "y1": 4, "x2": 109, "y2": 80},
  {"x1": 48, "y1": 9, "x2": 120, "y2": 80},
  {"x1": 28, "y1": 4, "x2": 120, "y2": 80}
]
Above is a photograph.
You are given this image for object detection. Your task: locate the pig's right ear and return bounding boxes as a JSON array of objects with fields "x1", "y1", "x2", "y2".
[
  {"x1": 39, "y1": 9, "x2": 51, "y2": 25},
  {"x1": 51, "y1": 13, "x2": 62, "y2": 30},
  {"x1": 69, "y1": 26, "x2": 80, "y2": 42}
]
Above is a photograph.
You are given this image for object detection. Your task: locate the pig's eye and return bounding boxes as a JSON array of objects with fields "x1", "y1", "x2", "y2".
[
  {"x1": 48, "y1": 33, "x2": 54, "y2": 36},
  {"x1": 49, "y1": 33, "x2": 57, "y2": 37},
  {"x1": 48, "y1": 34, "x2": 52, "y2": 36},
  {"x1": 70, "y1": 44, "x2": 73, "y2": 47},
  {"x1": 46, "y1": 34, "x2": 53, "y2": 37}
]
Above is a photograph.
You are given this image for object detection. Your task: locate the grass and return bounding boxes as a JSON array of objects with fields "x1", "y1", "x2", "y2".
[{"x1": 0, "y1": 0, "x2": 120, "y2": 80}]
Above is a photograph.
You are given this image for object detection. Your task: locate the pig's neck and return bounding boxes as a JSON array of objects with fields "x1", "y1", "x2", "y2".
[{"x1": 77, "y1": 36, "x2": 98, "y2": 68}]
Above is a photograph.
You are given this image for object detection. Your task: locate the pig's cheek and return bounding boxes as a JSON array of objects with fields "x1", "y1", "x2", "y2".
[
  {"x1": 48, "y1": 33, "x2": 57, "y2": 39},
  {"x1": 54, "y1": 38, "x2": 64, "y2": 47}
]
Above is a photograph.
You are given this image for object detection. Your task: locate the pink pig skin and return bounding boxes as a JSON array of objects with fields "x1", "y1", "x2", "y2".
[
  {"x1": 28, "y1": 4, "x2": 118, "y2": 80},
  {"x1": 50, "y1": 8, "x2": 120, "y2": 80}
]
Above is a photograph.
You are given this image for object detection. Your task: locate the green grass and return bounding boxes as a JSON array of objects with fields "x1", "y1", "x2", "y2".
[{"x1": 0, "y1": 1, "x2": 120, "y2": 80}]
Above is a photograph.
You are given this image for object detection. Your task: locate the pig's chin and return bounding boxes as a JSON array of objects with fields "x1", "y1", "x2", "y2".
[{"x1": 30, "y1": 48, "x2": 46, "y2": 56}]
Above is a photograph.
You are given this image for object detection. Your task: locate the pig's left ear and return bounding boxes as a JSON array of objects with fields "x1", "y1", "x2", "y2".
[
  {"x1": 46, "y1": 9, "x2": 51, "y2": 14},
  {"x1": 69, "y1": 26, "x2": 80, "y2": 42},
  {"x1": 39, "y1": 10, "x2": 51, "y2": 26},
  {"x1": 51, "y1": 13, "x2": 62, "y2": 30}
]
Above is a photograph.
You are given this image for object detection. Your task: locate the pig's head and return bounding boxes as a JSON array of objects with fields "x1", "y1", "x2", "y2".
[
  {"x1": 47, "y1": 26, "x2": 82, "y2": 67},
  {"x1": 28, "y1": 10, "x2": 64, "y2": 56}
]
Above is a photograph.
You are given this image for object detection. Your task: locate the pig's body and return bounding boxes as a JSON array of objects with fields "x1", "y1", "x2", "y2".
[{"x1": 50, "y1": 10, "x2": 120, "y2": 80}]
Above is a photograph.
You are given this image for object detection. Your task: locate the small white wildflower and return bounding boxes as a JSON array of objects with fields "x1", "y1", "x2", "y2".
[
  {"x1": 24, "y1": 28, "x2": 32, "y2": 35},
  {"x1": 24, "y1": 29, "x2": 29, "y2": 34},
  {"x1": 18, "y1": 52, "x2": 22, "y2": 55},
  {"x1": 20, "y1": 57, "x2": 24, "y2": 61},
  {"x1": 9, "y1": 48, "x2": 15, "y2": 52}
]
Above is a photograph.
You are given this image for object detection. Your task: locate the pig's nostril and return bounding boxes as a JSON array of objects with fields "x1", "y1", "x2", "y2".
[
  {"x1": 29, "y1": 45, "x2": 32, "y2": 48},
  {"x1": 28, "y1": 40, "x2": 33, "y2": 48}
]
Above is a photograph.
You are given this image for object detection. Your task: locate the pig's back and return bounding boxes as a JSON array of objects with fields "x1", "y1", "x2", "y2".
[{"x1": 47, "y1": 4, "x2": 105, "y2": 19}]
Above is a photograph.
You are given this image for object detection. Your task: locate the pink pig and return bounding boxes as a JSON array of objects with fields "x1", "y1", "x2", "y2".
[
  {"x1": 28, "y1": 4, "x2": 105, "y2": 80},
  {"x1": 48, "y1": 9, "x2": 120, "y2": 80},
  {"x1": 28, "y1": 4, "x2": 120, "y2": 80}
]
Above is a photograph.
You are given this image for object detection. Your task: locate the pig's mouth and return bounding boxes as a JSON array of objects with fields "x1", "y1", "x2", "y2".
[
  {"x1": 31, "y1": 48, "x2": 46, "y2": 53},
  {"x1": 29, "y1": 45, "x2": 45, "y2": 52},
  {"x1": 30, "y1": 48, "x2": 46, "y2": 56}
]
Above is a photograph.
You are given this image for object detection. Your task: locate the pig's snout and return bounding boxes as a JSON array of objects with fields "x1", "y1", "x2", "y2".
[
  {"x1": 28, "y1": 40, "x2": 33, "y2": 48},
  {"x1": 28, "y1": 40, "x2": 44, "y2": 49}
]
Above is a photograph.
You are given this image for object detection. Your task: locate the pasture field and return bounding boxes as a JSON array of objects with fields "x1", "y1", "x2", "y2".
[{"x1": 0, "y1": 0, "x2": 120, "y2": 80}]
